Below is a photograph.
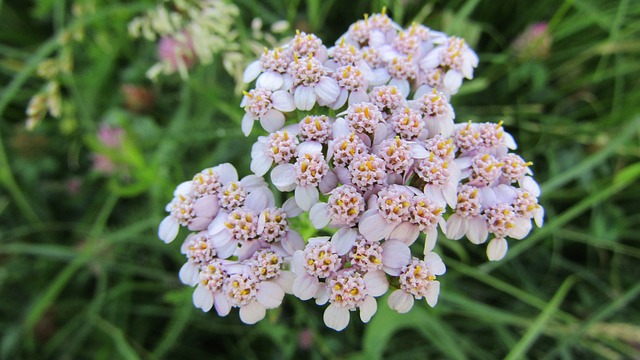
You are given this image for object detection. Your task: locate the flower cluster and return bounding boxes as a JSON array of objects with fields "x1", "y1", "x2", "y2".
[{"x1": 159, "y1": 11, "x2": 543, "y2": 331}]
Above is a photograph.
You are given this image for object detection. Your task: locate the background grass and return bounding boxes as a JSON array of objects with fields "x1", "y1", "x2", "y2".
[{"x1": 1, "y1": 0, "x2": 639, "y2": 358}]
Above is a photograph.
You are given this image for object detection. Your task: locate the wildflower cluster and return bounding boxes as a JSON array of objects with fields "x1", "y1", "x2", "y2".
[
  {"x1": 128, "y1": 0, "x2": 240, "y2": 80},
  {"x1": 159, "y1": 11, "x2": 543, "y2": 331}
]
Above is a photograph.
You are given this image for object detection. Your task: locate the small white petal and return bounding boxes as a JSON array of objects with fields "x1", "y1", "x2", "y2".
[
  {"x1": 241, "y1": 113, "x2": 255, "y2": 136},
  {"x1": 503, "y1": 132, "x2": 517, "y2": 149},
  {"x1": 425, "y1": 252, "x2": 446, "y2": 275},
  {"x1": 275, "y1": 270, "x2": 295, "y2": 294},
  {"x1": 213, "y1": 291, "x2": 231, "y2": 316},
  {"x1": 509, "y1": 217, "x2": 533, "y2": 239},
  {"x1": 297, "y1": 140, "x2": 323, "y2": 155},
  {"x1": 358, "y1": 213, "x2": 394, "y2": 241},
  {"x1": 487, "y1": 237, "x2": 508, "y2": 261},
  {"x1": 295, "y1": 185, "x2": 319, "y2": 211},
  {"x1": 158, "y1": 216, "x2": 179, "y2": 243},
  {"x1": 256, "y1": 281, "x2": 285, "y2": 309},
  {"x1": 364, "y1": 270, "x2": 389, "y2": 297},
  {"x1": 260, "y1": 109, "x2": 286, "y2": 132},
  {"x1": 294, "y1": 85, "x2": 316, "y2": 111},
  {"x1": 359, "y1": 295, "x2": 378, "y2": 323},
  {"x1": 282, "y1": 230, "x2": 305, "y2": 254},
  {"x1": 389, "y1": 222, "x2": 420, "y2": 245},
  {"x1": 331, "y1": 227, "x2": 358, "y2": 255},
  {"x1": 215, "y1": 163, "x2": 238, "y2": 184},
  {"x1": 425, "y1": 281, "x2": 441, "y2": 307},
  {"x1": 193, "y1": 285, "x2": 213, "y2": 312},
  {"x1": 410, "y1": 143, "x2": 429, "y2": 159},
  {"x1": 315, "y1": 284, "x2": 329, "y2": 305},
  {"x1": 330, "y1": 88, "x2": 349, "y2": 110},
  {"x1": 323, "y1": 304, "x2": 350, "y2": 331},
  {"x1": 174, "y1": 181, "x2": 192, "y2": 197},
  {"x1": 381, "y1": 240, "x2": 411, "y2": 270},
  {"x1": 315, "y1": 77, "x2": 340, "y2": 104},
  {"x1": 179, "y1": 262, "x2": 199, "y2": 286},
  {"x1": 193, "y1": 195, "x2": 219, "y2": 219},
  {"x1": 389, "y1": 78, "x2": 410, "y2": 98},
  {"x1": 239, "y1": 301, "x2": 267, "y2": 324},
  {"x1": 388, "y1": 289, "x2": 414, "y2": 314},
  {"x1": 534, "y1": 207, "x2": 545, "y2": 227},
  {"x1": 424, "y1": 227, "x2": 439, "y2": 253},
  {"x1": 270, "y1": 164, "x2": 296, "y2": 191},
  {"x1": 348, "y1": 89, "x2": 369, "y2": 106},
  {"x1": 292, "y1": 273, "x2": 320, "y2": 300},
  {"x1": 443, "y1": 70, "x2": 463, "y2": 94},
  {"x1": 520, "y1": 176, "x2": 541, "y2": 197},
  {"x1": 309, "y1": 203, "x2": 331, "y2": 229},
  {"x1": 243, "y1": 60, "x2": 262, "y2": 83},
  {"x1": 283, "y1": 197, "x2": 303, "y2": 217},
  {"x1": 466, "y1": 216, "x2": 489, "y2": 244},
  {"x1": 257, "y1": 71, "x2": 284, "y2": 90},
  {"x1": 250, "y1": 151, "x2": 272, "y2": 177},
  {"x1": 271, "y1": 90, "x2": 296, "y2": 112},
  {"x1": 446, "y1": 213, "x2": 466, "y2": 240}
]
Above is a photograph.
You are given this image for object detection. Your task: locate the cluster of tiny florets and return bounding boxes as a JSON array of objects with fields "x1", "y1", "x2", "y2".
[{"x1": 160, "y1": 10, "x2": 543, "y2": 331}]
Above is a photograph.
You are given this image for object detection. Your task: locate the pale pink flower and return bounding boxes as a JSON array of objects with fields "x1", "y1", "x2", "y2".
[
  {"x1": 243, "y1": 48, "x2": 291, "y2": 90},
  {"x1": 320, "y1": 268, "x2": 388, "y2": 331},
  {"x1": 413, "y1": 152, "x2": 461, "y2": 208},
  {"x1": 387, "y1": 253, "x2": 446, "y2": 313},
  {"x1": 240, "y1": 87, "x2": 295, "y2": 135},
  {"x1": 419, "y1": 36, "x2": 479, "y2": 94},
  {"x1": 410, "y1": 89, "x2": 455, "y2": 137},
  {"x1": 251, "y1": 129, "x2": 299, "y2": 176},
  {"x1": 291, "y1": 237, "x2": 343, "y2": 300},
  {"x1": 287, "y1": 54, "x2": 340, "y2": 110},
  {"x1": 270, "y1": 142, "x2": 337, "y2": 211}
]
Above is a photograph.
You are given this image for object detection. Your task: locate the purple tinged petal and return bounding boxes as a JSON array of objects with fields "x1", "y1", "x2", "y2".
[
  {"x1": 443, "y1": 70, "x2": 463, "y2": 94},
  {"x1": 243, "y1": 60, "x2": 262, "y2": 83},
  {"x1": 315, "y1": 77, "x2": 340, "y2": 104},
  {"x1": 213, "y1": 291, "x2": 231, "y2": 316},
  {"x1": 239, "y1": 300, "x2": 267, "y2": 324},
  {"x1": 360, "y1": 295, "x2": 378, "y2": 323},
  {"x1": 257, "y1": 71, "x2": 284, "y2": 90},
  {"x1": 315, "y1": 284, "x2": 329, "y2": 305},
  {"x1": 323, "y1": 304, "x2": 350, "y2": 331},
  {"x1": 292, "y1": 273, "x2": 320, "y2": 300},
  {"x1": 291, "y1": 250, "x2": 305, "y2": 274},
  {"x1": 297, "y1": 141, "x2": 323, "y2": 155},
  {"x1": 174, "y1": 181, "x2": 192, "y2": 197},
  {"x1": 282, "y1": 197, "x2": 303, "y2": 218},
  {"x1": 159, "y1": 216, "x2": 179, "y2": 243},
  {"x1": 295, "y1": 185, "x2": 319, "y2": 211},
  {"x1": 358, "y1": 213, "x2": 393, "y2": 241},
  {"x1": 487, "y1": 237, "x2": 508, "y2": 261},
  {"x1": 188, "y1": 217, "x2": 212, "y2": 231},
  {"x1": 329, "y1": 88, "x2": 349, "y2": 110},
  {"x1": 275, "y1": 270, "x2": 295, "y2": 294},
  {"x1": 446, "y1": 213, "x2": 466, "y2": 240},
  {"x1": 364, "y1": 270, "x2": 389, "y2": 297},
  {"x1": 294, "y1": 85, "x2": 316, "y2": 111},
  {"x1": 260, "y1": 109, "x2": 286, "y2": 132},
  {"x1": 214, "y1": 163, "x2": 239, "y2": 184},
  {"x1": 242, "y1": 112, "x2": 255, "y2": 136},
  {"x1": 425, "y1": 281, "x2": 441, "y2": 307},
  {"x1": 348, "y1": 90, "x2": 369, "y2": 106},
  {"x1": 256, "y1": 281, "x2": 285, "y2": 309},
  {"x1": 193, "y1": 195, "x2": 220, "y2": 218},
  {"x1": 388, "y1": 289, "x2": 415, "y2": 313},
  {"x1": 466, "y1": 216, "x2": 488, "y2": 244},
  {"x1": 425, "y1": 252, "x2": 446, "y2": 275},
  {"x1": 381, "y1": 240, "x2": 411, "y2": 270},
  {"x1": 424, "y1": 227, "x2": 438, "y2": 253},
  {"x1": 319, "y1": 170, "x2": 338, "y2": 195},
  {"x1": 179, "y1": 262, "x2": 199, "y2": 286},
  {"x1": 331, "y1": 227, "x2": 357, "y2": 255},
  {"x1": 282, "y1": 230, "x2": 305, "y2": 254},
  {"x1": 309, "y1": 203, "x2": 331, "y2": 229},
  {"x1": 216, "y1": 240, "x2": 238, "y2": 259},
  {"x1": 271, "y1": 164, "x2": 296, "y2": 191},
  {"x1": 207, "y1": 211, "x2": 228, "y2": 235},
  {"x1": 389, "y1": 222, "x2": 420, "y2": 245},
  {"x1": 509, "y1": 217, "x2": 532, "y2": 239},
  {"x1": 193, "y1": 285, "x2": 214, "y2": 312},
  {"x1": 520, "y1": 176, "x2": 541, "y2": 197},
  {"x1": 271, "y1": 90, "x2": 295, "y2": 112},
  {"x1": 237, "y1": 240, "x2": 262, "y2": 261},
  {"x1": 245, "y1": 187, "x2": 273, "y2": 213}
]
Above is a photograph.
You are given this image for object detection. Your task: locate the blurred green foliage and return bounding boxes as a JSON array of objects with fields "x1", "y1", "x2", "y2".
[{"x1": 1, "y1": 0, "x2": 639, "y2": 359}]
